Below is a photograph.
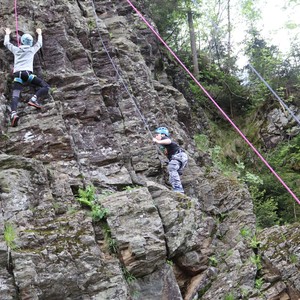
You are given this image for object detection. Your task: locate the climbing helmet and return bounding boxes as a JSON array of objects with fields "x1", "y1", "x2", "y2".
[
  {"x1": 21, "y1": 34, "x2": 33, "y2": 46},
  {"x1": 155, "y1": 127, "x2": 169, "y2": 136}
]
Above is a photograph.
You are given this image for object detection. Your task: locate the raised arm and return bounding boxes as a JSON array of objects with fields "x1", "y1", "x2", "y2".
[
  {"x1": 4, "y1": 28, "x2": 19, "y2": 53},
  {"x1": 33, "y1": 28, "x2": 43, "y2": 53}
]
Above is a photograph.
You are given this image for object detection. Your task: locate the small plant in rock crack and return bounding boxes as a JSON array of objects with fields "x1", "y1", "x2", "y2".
[
  {"x1": 77, "y1": 185, "x2": 96, "y2": 208},
  {"x1": 255, "y1": 278, "x2": 264, "y2": 290},
  {"x1": 123, "y1": 185, "x2": 140, "y2": 192},
  {"x1": 250, "y1": 254, "x2": 262, "y2": 270},
  {"x1": 249, "y1": 235, "x2": 261, "y2": 249},
  {"x1": 103, "y1": 225, "x2": 118, "y2": 254},
  {"x1": 122, "y1": 266, "x2": 136, "y2": 283},
  {"x1": 289, "y1": 254, "x2": 298, "y2": 264},
  {"x1": 240, "y1": 228, "x2": 261, "y2": 250},
  {"x1": 88, "y1": 19, "x2": 96, "y2": 30},
  {"x1": 166, "y1": 260, "x2": 174, "y2": 266},
  {"x1": 76, "y1": 185, "x2": 109, "y2": 222},
  {"x1": 224, "y1": 293, "x2": 235, "y2": 300},
  {"x1": 4, "y1": 222, "x2": 19, "y2": 250},
  {"x1": 91, "y1": 205, "x2": 109, "y2": 222},
  {"x1": 108, "y1": 238, "x2": 118, "y2": 254},
  {"x1": 131, "y1": 290, "x2": 141, "y2": 299},
  {"x1": 208, "y1": 255, "x2": 218, "y2": 267},
  {"x1": 240, "y1": 227, "x2": 252, "y2": 239}
]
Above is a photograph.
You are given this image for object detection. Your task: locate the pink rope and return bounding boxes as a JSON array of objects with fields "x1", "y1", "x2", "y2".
[
  {"x1": 14, "y1": 0, "x2": 20, "y2": 46},
  {"x1": 126, "y1": 0, "x2": 300, "y2": 205}
]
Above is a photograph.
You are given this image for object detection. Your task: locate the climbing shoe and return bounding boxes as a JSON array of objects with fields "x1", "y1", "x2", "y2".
[
  {"x1": 28, "y1": 98, "x2": 42, "y2": 109},
  {"x1": 10, "y1": 111, "x2": 19, "y2": 127}
]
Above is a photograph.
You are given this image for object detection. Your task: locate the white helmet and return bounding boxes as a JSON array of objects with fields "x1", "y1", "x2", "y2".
[{"x1": 21, "y1": 34, "x2": 33, "y2": 46}]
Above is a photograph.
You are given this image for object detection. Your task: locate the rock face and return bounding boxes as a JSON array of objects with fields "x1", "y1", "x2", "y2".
[
  {"x1": 255, "y1": 224, "x2": 300, "y2": 300},
  {"x1": 261, "y1": 106, "x2": 300, "y2": 148},
  {"x1": 0, "y1": 0, "x2": 299, "y2": 299}
]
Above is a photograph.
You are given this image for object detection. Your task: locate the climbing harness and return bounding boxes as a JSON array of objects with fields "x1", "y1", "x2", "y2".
[
  {"x1": 248, "y1": 63, "x2": 300, "y2": 127},
  {"x1": 13, "y1": 71, "x2": 36, "y2": 84},
  {"x1": 28, "y1": 74, "x2": 36, "y2": 83},
  {"x1": 13, "y1": 77, "x2": 23, "y2": 84},
  {"x1": 125, "y1": 0, "x2": 300, "y2": 205},
  {"x1": 14, "y1": 0, "x2": 20, "y2": 47}
]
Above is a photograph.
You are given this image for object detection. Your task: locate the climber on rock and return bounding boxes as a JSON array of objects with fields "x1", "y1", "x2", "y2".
[
  {"x1": 4, "y1": 27, "x2": 50, "y2": 127},
  {"x1": 152, "y1": 127, "x2": 188, "y2": 194}
]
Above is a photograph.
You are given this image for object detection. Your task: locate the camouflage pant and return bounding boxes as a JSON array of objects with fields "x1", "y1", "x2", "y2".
[{"x1": 167, "y1": 151, "x2": 188, "y2": 190}]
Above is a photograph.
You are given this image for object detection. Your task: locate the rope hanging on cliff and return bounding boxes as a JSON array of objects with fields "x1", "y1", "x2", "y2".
[
  {"x1": 89, "y1": 0, "x2": 165, "y2": 164},
  {"x1": 125, "y1": 0, "x2": 300, "y2": 205},
  {"x1": 248, "y1": 63, "x2": 300, "y2": 127},
  {"x1": 14, "y1": 0, "x2": 20, "y2": 46}
]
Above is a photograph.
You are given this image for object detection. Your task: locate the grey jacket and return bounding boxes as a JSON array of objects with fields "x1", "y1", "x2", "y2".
[{"x1": 4, "y1": 34, "x2": 42, "y2": 73}]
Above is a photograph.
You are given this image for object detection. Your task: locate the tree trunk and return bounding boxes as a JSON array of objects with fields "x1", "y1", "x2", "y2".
[
  {"x1": 187, "y1": 9, "x2": 199, "y2": 77},
  {"x1": 227, "y1": 0, "x2": 231, "y2": 71}
]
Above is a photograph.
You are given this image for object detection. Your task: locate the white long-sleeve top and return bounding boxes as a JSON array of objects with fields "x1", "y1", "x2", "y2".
[{"x1": 4, "y1": 34, "x2": 42, "y2": 73}]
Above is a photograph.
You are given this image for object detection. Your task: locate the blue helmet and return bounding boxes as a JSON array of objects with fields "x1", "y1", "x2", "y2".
[
  {"x1": 155, "y1": 127, "x2": 169, "y2": 136},
  {"x1": 21, "y1": 34, "x2": 33, "y2": 46}
]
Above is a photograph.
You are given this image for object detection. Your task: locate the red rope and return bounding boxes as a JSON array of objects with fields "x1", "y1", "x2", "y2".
[
  {"x1": 125, "y1": 0, "x2": 300, "y2": 205},
  {"x1": 14, "y1": 0, "x2": 20, "y2": 46}
]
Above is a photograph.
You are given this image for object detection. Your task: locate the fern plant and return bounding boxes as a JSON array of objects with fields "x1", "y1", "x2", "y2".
[{"x1": 76, "y1": 185, "x2": 109, "y2": 221}]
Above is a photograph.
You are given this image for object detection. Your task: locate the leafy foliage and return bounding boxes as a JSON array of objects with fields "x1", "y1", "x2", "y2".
[
  {"x1": 240, "y1": 0, "x2": 261, "y2": 23},
  {"x1": 224, "y1": 293, "x2": 235, "y2": 300},
  {"x1": 103, "y1": 224, "x2": 118, "y2": 254},
  {"x1": 250, "y1": 254, "x2": 262, "y2": 270},
  {"x1": 122, "y1": 266, "x2": 136, "y2": 283},
  {"x1": 257, "y1": 136, "x2": 300, "y2": 224},
  {"x1": 208, "y1": 256, "x2": 218, "y2": 267},
  {"x1": 255, "y1": 278, "x2": 264, "y2": 290},
  {"x1": 250, "y1": 186, "x2": 279, "y2": 228},
  {"x1": 194, "y1": 127, "x2": 297, "y2": 228},
  {"x1": 4, "y1": 222, "x2": 19, "y2": 250},
  {"x1": 190, "y1": 62, "x2": 251, "y2": 116},
  {"x1": 76, "y1": 185, "x2": 109, "y2": 222}
]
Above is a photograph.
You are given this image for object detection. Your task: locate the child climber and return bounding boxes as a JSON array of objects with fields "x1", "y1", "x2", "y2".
[
  {"x1": 152, "y1": 127, "x2": 188, "y2": 193},
  {"x1": 4, "y1": 27, "x2": 50, "y2": 127}
]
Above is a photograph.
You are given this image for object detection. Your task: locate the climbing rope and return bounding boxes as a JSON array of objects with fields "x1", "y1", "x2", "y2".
[
  {"x1": 248, "y1": 63, "x2": 300, "y2": 127},
  {"x1": 125, "y1": 0, "x2": 300, "y2": 205},
  {"x1": 89, "y1": 0, "x2": 165, "y2": 163},
  {"x1": 14, "y1": 0, "x2": 20, "y2": 46}
]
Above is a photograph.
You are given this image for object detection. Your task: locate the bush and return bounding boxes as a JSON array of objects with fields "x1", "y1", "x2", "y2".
[{"x1": 250, "y1": 186, "x2": 279, "y2": 228}]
